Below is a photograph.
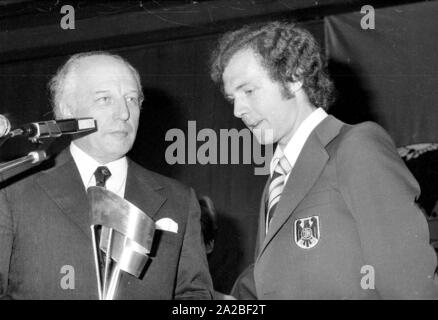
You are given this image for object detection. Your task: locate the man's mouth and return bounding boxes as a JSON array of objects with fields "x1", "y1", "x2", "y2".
[
  {"x1": 246, "y1": 120, "x2": 261, "y2": 130},
  {"x1": 109, "y1": 130, "x2": 129, "y2": 137}
]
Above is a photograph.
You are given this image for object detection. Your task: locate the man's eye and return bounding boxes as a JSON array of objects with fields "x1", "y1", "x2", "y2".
[
  {"x1": 244, "y1": 89, "x2": 254, "y2": 95},
  {"x1": 97, "y1": 96, "x2": 111, "y2": 104},
  {"x1": 126, "y1": 96, "x2": 138, "y2": 103},
  {"x1": 225, "y1": 96, "x2": 234, "y2": 104}
]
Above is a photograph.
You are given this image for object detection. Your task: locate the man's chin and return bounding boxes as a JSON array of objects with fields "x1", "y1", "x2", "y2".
[
  {"x1": 104, "y1": 141, "x2": 134, "y2": 158},
  {"x1": 102, "y1": 149, "x2": 131, "y2": 163},
  {"x1": 252, "y1": 128, "x2": 275, "y2": 145}
]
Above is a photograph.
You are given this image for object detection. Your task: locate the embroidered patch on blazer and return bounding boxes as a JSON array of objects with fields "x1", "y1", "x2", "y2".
[{"x1": 294, "y1": 216, "x2": 320, "y2": 249}]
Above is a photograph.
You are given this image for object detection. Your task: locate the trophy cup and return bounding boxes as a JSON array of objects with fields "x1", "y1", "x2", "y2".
[{"x1": 87, "y1": 186, "x2": 155, "y2": 300}]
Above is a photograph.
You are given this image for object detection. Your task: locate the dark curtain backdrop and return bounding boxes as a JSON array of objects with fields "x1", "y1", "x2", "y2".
[{"x1": 325, "y1": 1, "x2": 438, "y2": 147}]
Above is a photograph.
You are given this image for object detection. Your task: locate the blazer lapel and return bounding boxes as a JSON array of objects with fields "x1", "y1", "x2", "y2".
[
  {"x1": 36, "y1": 149, "x2": 92, "y2": 240},
  {"x1": 36, "y1": 155, "x2": 167, "y2": 241},
  {"x1": 257, "y1": 115, "x2": 344, "y2": 260},
  {"x1": 257, "y1": 179, "x2": 270, "y2": 255},
  {"x1": 124, "y1": 160, "x2": 166, "y2": 221}
]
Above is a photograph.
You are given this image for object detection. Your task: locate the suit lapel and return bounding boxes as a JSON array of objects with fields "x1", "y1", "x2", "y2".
[
  {"x1": 257, "y1": 115, "x2": 344, "y2": 260},
  {"x1": 36, "y1": 149, "x2": 92, "y2": 240},
  {"x1": 124, "y1": 160, "x2": 166, "y2": 221},
  {"x1": 257, "y1": 180, "x2": 270, "y2": 255},
  {"x1": 36, "y1": 154, "x2": 166, "y2": 237}
]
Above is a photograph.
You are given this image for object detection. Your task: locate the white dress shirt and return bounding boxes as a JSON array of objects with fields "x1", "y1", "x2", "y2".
[
  {"x1": 70, "y1": 142, "x2": 128, "y2": 198},
  {"x1": 270, "y1": 107, "x2": 328, "y2": 184}
]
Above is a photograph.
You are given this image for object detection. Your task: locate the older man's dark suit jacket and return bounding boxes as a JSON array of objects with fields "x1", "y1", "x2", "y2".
[
  {"x1": 0, "y1": 149, "x2": 213, "y2": 299},
  {"x1": 232, "y1": 115, "x2": 438, "y2": 299}
]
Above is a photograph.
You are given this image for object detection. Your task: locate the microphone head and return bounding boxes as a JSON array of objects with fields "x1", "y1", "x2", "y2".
[
  {"x1": 0, "y1": 115, "x2": 11, "y2": 137},
  {"x1": 28, "y1": 150, "x2": 48, "y2": 164}
]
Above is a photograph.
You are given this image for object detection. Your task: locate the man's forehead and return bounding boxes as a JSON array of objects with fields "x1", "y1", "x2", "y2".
[
  {"x1": 75, "y1": 56, "x2": 135, "y2": 83},
  {"x1": 77, "y1": 55, "x2": 118, "y2": 70},
  {"x1": 223, "y1": 49, "x2": 262, "y2": 92}
]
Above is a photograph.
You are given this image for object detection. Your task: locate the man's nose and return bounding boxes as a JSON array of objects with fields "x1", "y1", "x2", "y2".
[
  {"x1": 114, "y1": 98, "x2": 130, "y2": 121},
  {"x1": 233, "y1": 98, "x2": 248, "y2": 119}
]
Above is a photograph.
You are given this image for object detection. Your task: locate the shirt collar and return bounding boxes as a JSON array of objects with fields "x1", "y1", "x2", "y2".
[
  {"x1": 270, "y1": 107, "x2": 328, "y2": 178},
  {"x1": 69, "y1": 142, "x2": 128, "y2": 198}
]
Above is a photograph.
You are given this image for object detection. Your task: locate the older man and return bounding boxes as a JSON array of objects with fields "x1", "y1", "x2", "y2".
[
  {"x1": 210, "y1": 21, "x2": 438, "y2": 299},
  {"x1": 0, "y1": 51, "x2": 213, "y2": 299}
]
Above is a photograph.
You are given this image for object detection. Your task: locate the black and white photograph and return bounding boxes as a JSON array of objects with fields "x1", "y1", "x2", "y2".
[{"x1": 0, "y1": 0, "x2": 437, "y2": 306}]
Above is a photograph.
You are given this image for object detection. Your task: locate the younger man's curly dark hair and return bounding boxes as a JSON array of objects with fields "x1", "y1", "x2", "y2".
[{"x1": 210, "y1": 21, "x2": 335, "y2": 110}]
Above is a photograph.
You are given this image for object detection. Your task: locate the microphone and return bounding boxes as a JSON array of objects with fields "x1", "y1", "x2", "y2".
[
  {"x1": 5, "y1": 118, "x2": 96, "y2": 139},
  {"x1": 0, "y1": 150, "x2": 48, "y2": 180},
  {"x1": 0, "y1": 114, "x2": 11, "y2": 137}
]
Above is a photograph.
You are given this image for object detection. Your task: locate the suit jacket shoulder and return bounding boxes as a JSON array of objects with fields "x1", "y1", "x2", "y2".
[{"x1": 127, "y1": 159, "x2": 193, "y2": 195}]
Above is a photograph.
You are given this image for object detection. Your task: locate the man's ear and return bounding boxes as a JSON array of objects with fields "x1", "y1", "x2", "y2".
[
  {"x1": 288, "y1": 80, "x2": 303, "y2": 94},
  {"x1": 205, "y1": 240, "x2": 215, "y2": 255},
  {"x1": 59, "y1": 101, "x2": 74, "y2": 118}
]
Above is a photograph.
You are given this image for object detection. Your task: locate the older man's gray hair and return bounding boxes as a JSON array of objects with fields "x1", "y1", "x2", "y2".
[{"x1": 48, "y1": 51, "x2": 144, "y2": 119}]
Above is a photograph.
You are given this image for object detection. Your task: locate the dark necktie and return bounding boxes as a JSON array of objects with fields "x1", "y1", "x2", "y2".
[
  {"x1": 93, "y1": 166, "x2": 112, "y2": 273},
  {"x1": 94, "y1": 166, "x2": 112, "y2": 188}
]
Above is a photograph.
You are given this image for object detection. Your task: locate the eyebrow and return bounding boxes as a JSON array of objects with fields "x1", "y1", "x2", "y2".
[
  {"x1": 225, "y1": 81, "x2": 250, "y2": 96},
  {"x1": 236, "y1": 82, "x2": 250, "y2": 91},
  {"x1": 94, "y1": 89, "x2": 139, "y2": 94},
  {"x1": 94, "y1": 90, "x2": 110, "y2": 94}
]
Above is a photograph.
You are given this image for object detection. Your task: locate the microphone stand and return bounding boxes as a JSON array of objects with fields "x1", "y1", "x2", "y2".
[
  {"x1": 0, "y1": 151, "x2": 47, "y2": 180},
  {"x1": 0, "y1": 117, "x2": 95, "y2": 180}
]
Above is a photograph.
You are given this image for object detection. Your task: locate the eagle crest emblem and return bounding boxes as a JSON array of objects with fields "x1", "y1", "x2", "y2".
[{"x1": 294, "y1": 216, "x2": 320, "y2": 249}]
